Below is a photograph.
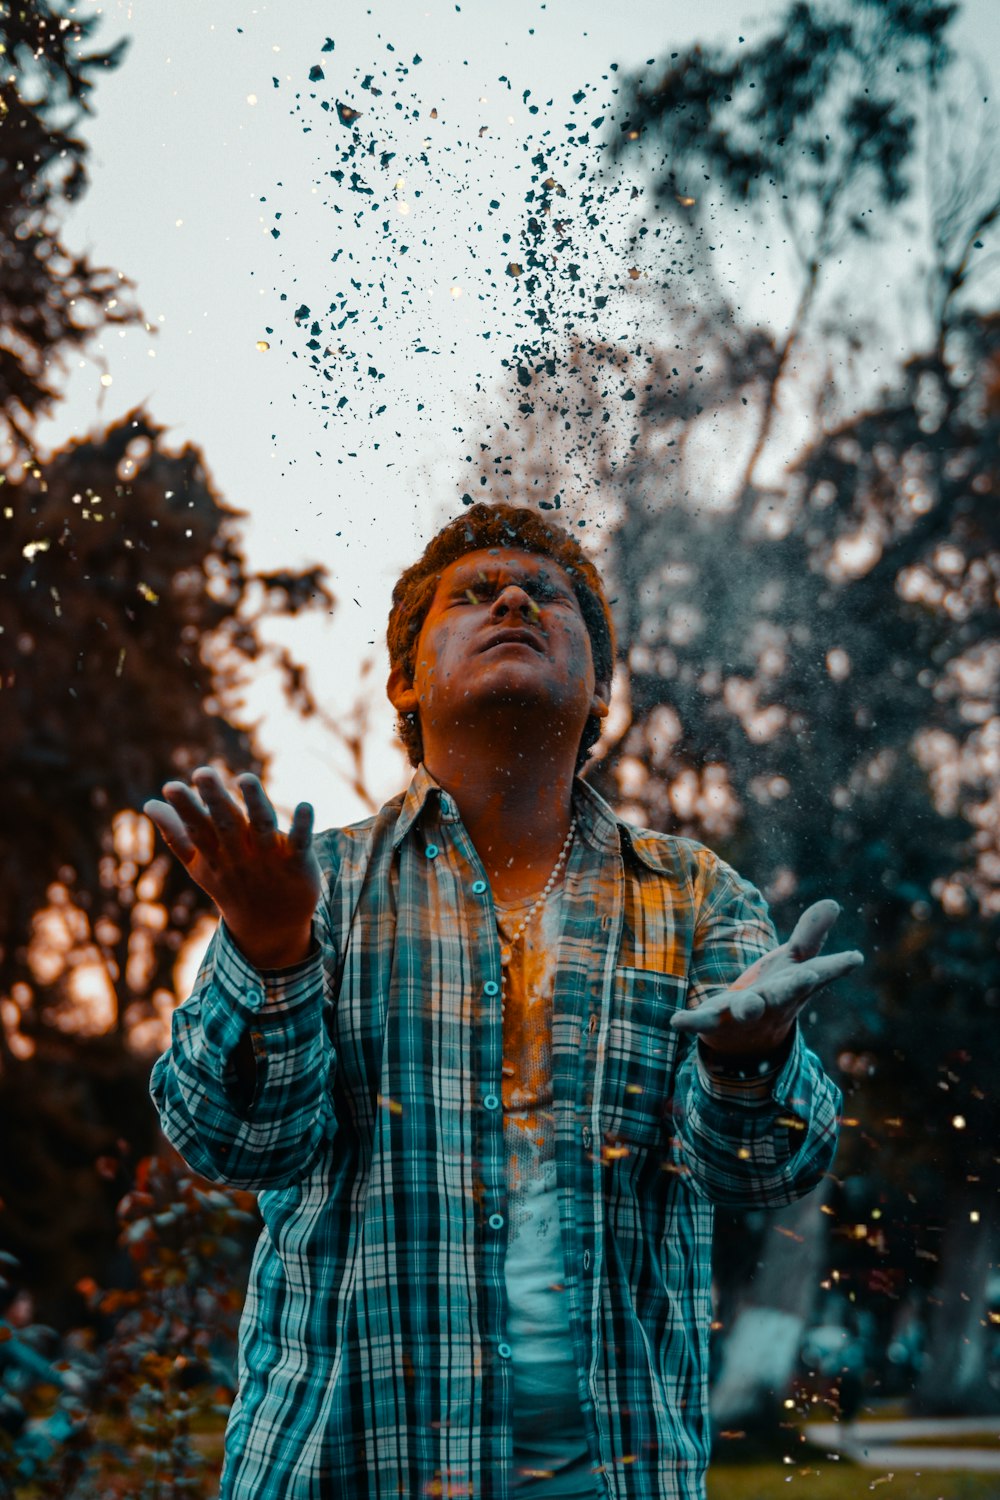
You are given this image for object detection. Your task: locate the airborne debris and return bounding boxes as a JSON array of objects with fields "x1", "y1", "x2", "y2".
[{"x1": 272, "y1": 30, "x2": 704, "y2": 497}]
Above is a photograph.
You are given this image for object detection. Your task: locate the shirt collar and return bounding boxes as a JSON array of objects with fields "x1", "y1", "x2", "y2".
[
  {"x1": 390, "y1": 762, "x2": 669, "y2": 873},
  {"x1": 389, "y1": 763, "x2": 448, "y2": 851}
]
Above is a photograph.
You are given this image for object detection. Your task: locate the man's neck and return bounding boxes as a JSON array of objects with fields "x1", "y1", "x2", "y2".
[{"x1": 423, "y1": 752, "x2": 577, "y2": 900}]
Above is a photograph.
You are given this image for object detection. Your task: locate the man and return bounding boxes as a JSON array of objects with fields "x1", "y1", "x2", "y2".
[{"x1": 147, "y1": 502, "x2": 860, "y2": 1500}]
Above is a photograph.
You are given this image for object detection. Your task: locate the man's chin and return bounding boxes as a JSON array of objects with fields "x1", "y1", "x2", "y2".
[{"x1": 433, "y1": 693, "x2": 582, "y2": 742}]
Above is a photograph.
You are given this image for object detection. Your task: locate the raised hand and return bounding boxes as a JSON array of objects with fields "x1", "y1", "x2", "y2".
[
  {"x1": 670, "y1": 899, "x2": 863, "y2": 1059},
  {"x1": 143, "y1": 767, "x2": 321, "y2": 970}
]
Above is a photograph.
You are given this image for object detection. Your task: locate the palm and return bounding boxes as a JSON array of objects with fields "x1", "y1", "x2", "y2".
[
  {"x1": 671, "y1": 899, "x2": 863, "y2": 1057},
  {"x1": 143, "y1": 768, "x2": 320, "y2": 969}
]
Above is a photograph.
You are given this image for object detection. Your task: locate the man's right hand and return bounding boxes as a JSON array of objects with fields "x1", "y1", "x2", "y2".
[{"x1": 143, "y1": 767, "x2": 321, "y2": 970}]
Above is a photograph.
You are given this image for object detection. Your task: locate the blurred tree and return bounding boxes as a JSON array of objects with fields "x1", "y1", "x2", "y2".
[
  {"x1": 0, "y1": 411, "x2": 334, "y2": 1317},
  {"x1": 468, "y1": 0, "x2": 999, "y2": 1436},
  {"x1": 583, "y1": 0, "x2": 1000, "y2": 1432},
  {"x1": 0, "y1": 1, "x2": 142, "y2": 463},
  {"x1": 792, "y1": 313, "x2": 1000, "y2": 1415},
  {"x1": 0, "y1": 2, "x2": 339, "y2": 1324},
  {"x1": 611, "y1": 0, "x2": 961, "y2": 493}
]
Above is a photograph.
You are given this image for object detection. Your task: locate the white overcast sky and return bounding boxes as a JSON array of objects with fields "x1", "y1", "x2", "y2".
[{"x1": 37, "y1": 0, "x2": 1000, "y2": 832}]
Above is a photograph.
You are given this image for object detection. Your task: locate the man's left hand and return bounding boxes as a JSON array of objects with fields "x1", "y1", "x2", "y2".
[{"x1": 670, "y1": 898, "x2": 863, "y2": 1059}]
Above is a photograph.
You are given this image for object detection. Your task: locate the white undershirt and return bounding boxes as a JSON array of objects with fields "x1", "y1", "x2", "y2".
[{"x1": 495, "y1": 888, "x2": 598, "y2": 1498}]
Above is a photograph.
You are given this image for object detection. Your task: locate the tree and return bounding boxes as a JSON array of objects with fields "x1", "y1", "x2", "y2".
[
  {"x1": 788, "y1": 315, "x2": 1000, "y2": 1415},
  {"x1": 611, "y1": 0, "x2": 960, "y2": 495},
  {"x1": 0, "y1": 3, "x2": 338, "y2": 1324},
  {"x1": 1, "y1": 408, "x2": 337, "y2": 1315},
  {"x1": 0, "y1": 1, "x2": 141, "y2": 462},
  {"x1": 578, "y1": 0, "x2": 1000, "y2": 1432},
  {"x1": 469, "y1": 0, "x2": 999, "y2": 1435}
]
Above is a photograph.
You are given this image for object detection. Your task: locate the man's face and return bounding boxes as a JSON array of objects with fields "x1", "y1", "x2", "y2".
[{"x1": 387, "y1": 546, "x2": 608, "y2": 755}]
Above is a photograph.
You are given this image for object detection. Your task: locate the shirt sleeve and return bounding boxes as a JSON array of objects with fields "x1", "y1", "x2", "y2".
[
  {"x1": 669, "y1": 857, "x2": 842, "y2": 1209},
  {"x1": 149, "y1": 916, "x2": 338, "y2": 1191}
]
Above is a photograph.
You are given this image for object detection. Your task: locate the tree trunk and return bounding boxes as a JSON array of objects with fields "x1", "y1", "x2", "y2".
[
  {"x1": 710, "y1": 1181, "x2": 830, "y2": 1433},
  {"x1": 911, "y1": 1185, "x2": 999, "y2": 1416}
]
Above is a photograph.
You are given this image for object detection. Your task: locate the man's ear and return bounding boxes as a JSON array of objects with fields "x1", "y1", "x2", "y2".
[
  {"x1": 387, "y1": 663, "x2": 418, "y2": 715},
  {"x1": 590, "y1": 681, "x2": 611, "y2": 721}
]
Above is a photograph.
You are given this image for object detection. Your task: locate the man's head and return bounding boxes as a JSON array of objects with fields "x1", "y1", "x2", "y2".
[{"x1": 386, "y1": 502, "x2": 615, "y2": 773}]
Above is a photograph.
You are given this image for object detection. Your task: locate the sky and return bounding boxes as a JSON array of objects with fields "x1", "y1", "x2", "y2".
[{"x1": 37, "y1": 0, "x2": 1000, "y2": 837}]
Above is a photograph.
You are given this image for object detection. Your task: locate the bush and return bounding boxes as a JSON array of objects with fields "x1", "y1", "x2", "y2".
[{"x1": 0, "y1": 1150, "x2": 257, "y2": 1499}]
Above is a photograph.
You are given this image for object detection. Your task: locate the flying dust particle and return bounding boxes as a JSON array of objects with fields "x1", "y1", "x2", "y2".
[{"x1": 271, "y1": 29, "x2": 696, "y2": 499}]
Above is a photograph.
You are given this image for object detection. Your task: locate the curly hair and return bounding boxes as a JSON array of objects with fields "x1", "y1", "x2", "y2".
[{"x1": 387, "y1": 502, "x2": 616, "y2": 772}]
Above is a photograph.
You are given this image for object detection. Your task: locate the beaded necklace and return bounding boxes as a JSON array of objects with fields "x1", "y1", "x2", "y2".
[{"x1": 496, "y1": 816, "x2": 576, "y2": 1012}]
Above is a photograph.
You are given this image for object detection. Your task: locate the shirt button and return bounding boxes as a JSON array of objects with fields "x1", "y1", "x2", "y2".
[
  {"x1": 424, "y1": 844, "x2": 439, "y2": 859},
  {"x1": 483, "y1": 1093, "x2": 500, "y2": 1111},
  {"x1": 246, "y1": 989, "x2": 263, "y2": 1007},
  {"x1": 488, "y1": 1213, "x2": 504, "y2": 1230},
  {"x1": 582, "y1": 1126, "x2": 592, "y2": 1149},
  {"x1": 498, "y1": 1342, "x2": 512, "y2": 1360},
  {"x1": 583, "y1": 1249, "x2": 591, "y2": 1271},
  {"x1": 472, "y1": 879, "x2": 488, "y2": 894},
  {"x1": 483, "y1": 980, "x2": 500, "y2": 997}
]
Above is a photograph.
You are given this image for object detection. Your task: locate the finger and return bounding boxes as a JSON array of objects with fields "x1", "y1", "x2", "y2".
[
  {"x1": 787, "y1": 899, "x2": 842, "y2": 961},
  {"x1": 288, "y1": 802, "x2": 315, "y2": 852},
  {"x1": 237, "y1": 774, "x2": 278, "y2": 837},
  {"x1": 191, "y1": 766, "x2": 245, "y2": 832},
  {"x1": 800, "y1": 950, "x2": 864, "y2": 987},
  {"x1": 671, "y1": 988, "x2": 769, "y2": 1033},
  {"x1": 191, "y1": 762, "x2": 245, "y2": 834},
  {"x1": 671, "y1": 999, "x2": 728, "y2": 1035},
  {"x1": 757, "y1": 950, "x2": 863, "y2": 1007},
  {"x1": 729, "y1": 990, "x2": 767, "y2": 1024},
  {"x1": 143, "y1": 800, "x2": 197, "y2": 864},
  {"x1": 161, "y1": 781, "x2": 218, "y2": 844}
]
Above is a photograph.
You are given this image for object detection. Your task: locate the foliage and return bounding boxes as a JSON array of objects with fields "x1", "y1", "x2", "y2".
[
  {"x1": 0, "y1": 1, "x2": 335, "y2": 1322},
  {"x1": 616, "y1": 0, "x2": 955, "y2": 209},
  {"x1": 571, "y1": 312, "x2": 1000, "y2": 1236},
  {"x1": 610, "y1": 0, "x2": 993, "y2": 486},
  {"x1": 567, "y1": 0, "x2": 1000, "y2": 1140},
  {"x1": 1, "y1": 408, "x2": 332, "y2": 1042},
  {"x1": 0, "y1": 1150, "x2": 254, "y2": 1498},
  {"x1": 0, "y1": 1, "x2": 141, "y2": 461},
  {"x1": 0, "y1": 404, "x2": 333, "y2": 1318},
  {"x1": 467, "y1": 0, "x2": 1000, "y2": 1424},
  {"x1": 585, "y1": 0, "x2": 999, "y2": 1420}
]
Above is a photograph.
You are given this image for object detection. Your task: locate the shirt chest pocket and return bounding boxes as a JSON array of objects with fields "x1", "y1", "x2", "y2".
[{"x1": 598, "y1": 967, "x2": 686, "y2": 1150}]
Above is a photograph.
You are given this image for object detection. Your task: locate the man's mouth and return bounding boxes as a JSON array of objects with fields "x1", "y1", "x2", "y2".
[{"x1": 478, "y1": 629, "x2": 544, "y2": 653}]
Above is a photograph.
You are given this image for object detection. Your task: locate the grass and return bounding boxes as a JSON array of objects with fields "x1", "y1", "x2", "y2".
[
  {"x1": 705, "y1": 1410, "x2": 1000, "y2": 1499},
  {"x1": 707, "y1": 1461, "x2": 1000, "y2": 1498},
  {"x1": 16, "y1": 1463, "x2": 998, "y2": 1500},
  {"x1": 896, "y1": 1433, "x2": 1000, "y2": 1448}
]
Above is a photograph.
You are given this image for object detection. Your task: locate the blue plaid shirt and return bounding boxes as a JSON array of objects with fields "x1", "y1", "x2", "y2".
[{"x1": 150, "y1": 765, "x2": 841, "y2": 1499}]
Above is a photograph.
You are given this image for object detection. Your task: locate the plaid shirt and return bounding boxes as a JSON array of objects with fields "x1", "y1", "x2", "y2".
[{"x1": 150, "y1": 765, "x2": 841, "y2": 1500}]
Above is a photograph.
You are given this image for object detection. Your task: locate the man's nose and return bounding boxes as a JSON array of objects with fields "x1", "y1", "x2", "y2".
[{"x1": 489, "y1": 585, "x2": 539, "y2": 620}]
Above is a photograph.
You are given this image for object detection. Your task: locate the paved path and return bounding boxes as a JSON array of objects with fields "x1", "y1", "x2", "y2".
[{"x1": 804, "y1": 1416, "x2": 1000, "y2": 1471}]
